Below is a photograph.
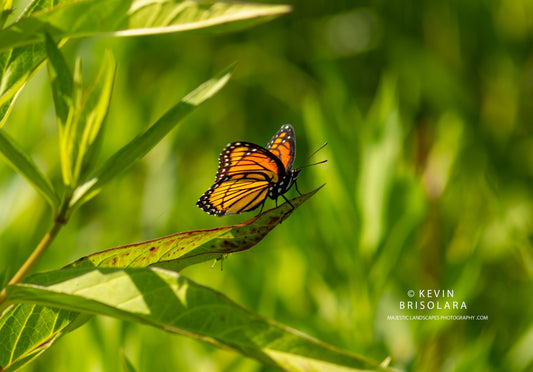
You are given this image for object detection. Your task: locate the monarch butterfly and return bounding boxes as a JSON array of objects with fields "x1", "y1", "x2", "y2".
[{"x1": 197, "y1": 124, "x2": 302, "y2": 216}]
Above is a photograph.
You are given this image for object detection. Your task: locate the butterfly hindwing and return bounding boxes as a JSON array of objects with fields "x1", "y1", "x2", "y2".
[{"x1": 197, "y1": 174, "x2": 271, "y2": 216}]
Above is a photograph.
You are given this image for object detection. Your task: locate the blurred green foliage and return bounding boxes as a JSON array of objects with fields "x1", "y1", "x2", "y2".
[{"x1": 1, "y1": 0, "x2": 532, "y2": 371}]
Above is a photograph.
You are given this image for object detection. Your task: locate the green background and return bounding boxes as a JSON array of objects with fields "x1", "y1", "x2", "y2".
[{"x1": 1, "y1": 0, "x2": 532, "y2": 371}]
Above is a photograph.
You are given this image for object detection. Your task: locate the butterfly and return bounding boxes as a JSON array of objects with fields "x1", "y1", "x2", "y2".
[{"x1": 197, "y1": 124, "x2": 302, "y2": 216}]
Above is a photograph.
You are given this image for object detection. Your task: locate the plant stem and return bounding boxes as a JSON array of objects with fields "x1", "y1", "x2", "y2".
[{"x1": 0, "y1": 214, "x2": 66, "y2": 306}]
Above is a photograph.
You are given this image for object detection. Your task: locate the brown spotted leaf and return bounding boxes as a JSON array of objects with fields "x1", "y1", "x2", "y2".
[{"x1": 67, "y1": 185, "x2": 323, "y2": 271}]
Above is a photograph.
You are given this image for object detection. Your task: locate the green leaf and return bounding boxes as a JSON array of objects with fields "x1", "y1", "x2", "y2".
[
  {"x1": 0, "y1": 44, "x2": 47, "y2": 127},
  {"x1": 0, "y1": 129, "x2": 60, "y2": 210},
  {"x1": 0, "y1": 0, "x2": 288, "y2": 131},
  {"x1": 45, "y1": 34, "x2": 76, "y2": 186},
  {"x1": 73, "y1": 49, "x2": 116, "y2": 183},
  {"x1": 68, "y1": 186, "x2": 323, "y2": 271},
  {"x1": 0, "y1": 303, "x2": 80, "y2": 371},
  {"x1": 45, "y1": 34, "x2": 72, "y2": 129},
  {"x1": 0, "y1": 0, "x2": 292, "y2": 52},
  {"x1": 120, "y1": 350, "x2": 137, "y2": 372},
  {"x1": 0, "y1": 188, "x2": 323, "y2": 371},
  {"x1": 6, "y1": 267, "x2": 393, "y2": 372},
  {"x1": 69, "y1": 65, "x2": 233, "y2": 209},
  {"x1": 46, "y1": 34, "x2": 117, "y2": 188},
  {"x1": 0, "y1": 0, "x2": 13, "y2": 29}
]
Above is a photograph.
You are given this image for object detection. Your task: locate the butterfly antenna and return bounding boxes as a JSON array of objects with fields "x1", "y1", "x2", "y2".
[{"x1": 295, "y1": 142, "x2": 328, "y2": 170}]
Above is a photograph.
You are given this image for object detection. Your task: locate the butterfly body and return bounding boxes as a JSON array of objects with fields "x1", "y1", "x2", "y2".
[{"x1": 197, "y1": 124, "x2": 300, "y2": 216}]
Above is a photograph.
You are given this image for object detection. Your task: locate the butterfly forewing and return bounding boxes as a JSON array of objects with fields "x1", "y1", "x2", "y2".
[
  {"x1": 266, "y1": 124, "x2": 296, "y2": 170},
  {"x1": 215, "y1": 142, "x2": 282, "y2": 183}
]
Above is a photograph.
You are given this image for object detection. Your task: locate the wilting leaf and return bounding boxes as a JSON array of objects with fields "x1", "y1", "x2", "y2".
[{"x1": 68, "y1": 186, "x2": 323, "y2": 271}]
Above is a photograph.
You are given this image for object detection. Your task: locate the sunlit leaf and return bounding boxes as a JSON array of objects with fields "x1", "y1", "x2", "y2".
[
  {"x1": 0, "y1": 44, "x2": 46, "y2": 127},
  {"x1": 0, "y1": 187, "x2": 323, "y2": 371},
  {"x1": 46, "y1": 36, "x2": 116, "y2": 188},
  {"x1": 0, "y1": 0, "x2": 289, "y2": 131},
  {"x1": 0, "y1": 0, "x2": 291, "y2": 52},
  {"x1": 6, "y1": 265, "x2": 392, "y2": 372},
  {"x1": 0, "y1": 0, "x2": 14, "y2": 29},
  {"x1": 45, "y1": 34, "x2": 76, "y2": 186},
  {"x1": 74, "y1": 50, "x2": 116, "y2": 183}
]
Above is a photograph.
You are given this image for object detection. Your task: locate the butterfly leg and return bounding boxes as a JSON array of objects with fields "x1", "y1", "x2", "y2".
[
  {"x1": 258, "y1": 199, "x2": 267, "y2": 215},
  {"x1": 281, "y1": 194, "x2": 295, "y2": 211},
  {"x1": 278, "y1": 195, "x2": 296, "y2": 223},
  {"x1": 294, "y1": 180, "x2": 303, "y2": 195}
]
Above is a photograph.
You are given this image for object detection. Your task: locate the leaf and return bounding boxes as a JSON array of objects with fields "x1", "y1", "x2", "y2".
[
  {"x1": 0, "y1": 0, "x2": 13, "y2": 30},
  {"x1": 69, "y1": 65, "x2": 234, "y2": 209},
  {"x1": 46, "y1": 34, "x2": 117, "y2": 188},
  {"x1": 0, "y1": 129, "x2": 60, "y2": 210},
  {"x1": 0, "y1": 0, "x2": 289, "y2": 133},
  {"x1": 0, "y1": 44, "x2": 47, "y2": 128},
  {"x1": 45, "y1": 34, "x2": 72, "y2": 129},
  {"x1": 68, "y1": 186, "x2": 323, "y2": 271},
  {"x1": 0, "y1": 303, "x2": 80, "y2": 371},
  {"x1": 0, "y1": 187, "x2": 323, "y2": 371},
  {"x1": 45, "y1": 34, "x2": 76, "y2": 186},
  {"x1": 73, "y1": 49, "x2": 116, "y2": 183},
  {"x1": 120, "y1": 350, "x2": 137, "y2": 372},
  {"x1": 0, "y1": 0, "x2": 292, "y2": 52},
  {"x1": 6, "y1": 267, "x2": 394, "y2": 372}
]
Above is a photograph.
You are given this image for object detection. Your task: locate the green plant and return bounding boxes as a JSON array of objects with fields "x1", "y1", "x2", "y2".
[{"x1": 0, "y1": 1, "x2": 396, "y2": 371}]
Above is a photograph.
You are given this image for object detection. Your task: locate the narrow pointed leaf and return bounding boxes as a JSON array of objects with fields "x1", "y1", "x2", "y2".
[
  {"x1": 0, "y1": 0, "x2": 288, "y2": 129},
  {"x1": 73, "y1": 49, "x2": 116, "y2": 183},
  {"x1": 0, "y1": 129, "x2": 59, "y2": 209},
  {"x1": 45, "y1": 34, "x2": 76, "y2": 186},
  {"x1": 120, "y1": 350, "x2": 137, "y2": 372},
  {"x1": 0, "y1": 0, "x2": 14, "y2": 29},
  {"x1": 68, "y1": 186, "x2": 323, "y2": 271},
  {"x1": 45, "y1": 33, "x2": 72, "y2": 129},
  {"x1": 0, "y1": 45, "x2": 46, "y2": 127},
  {"x1": 6, "y1": 267, "x2": 393, "y2": 372},
  {"x1": 69, "y1": 65, "x2": 233, "y2": 209},
  {"x1": 0, "y1": 0, "x2": 291, "y2": 52}
]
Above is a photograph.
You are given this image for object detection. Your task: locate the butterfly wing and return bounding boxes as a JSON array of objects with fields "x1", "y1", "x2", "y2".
[
  {"x1": 214, "y1": 142, "x2": 283, "y2": 183},
  {"x1": 197, "y1": 174, "x2": 271, "y2": 216},
  {"x1": 266, "y1": 124, "x2": 296, "y2": 171},
  {"x1": 197, "y1": 142, "x2": 285, "y2": 216}
]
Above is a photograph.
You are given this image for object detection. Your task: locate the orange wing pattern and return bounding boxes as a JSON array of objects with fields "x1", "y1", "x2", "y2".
[
  {"x1": 197, "y1": 125, "x2": 298, "y2": 216},
  {"x1": 197, "y1": 174, "x2": 271, "y2": 216},
  {"x1": 266, "y1": 124, "x2": 296, "y2": 170},
  {"x1": 214, "y1": 142, "x2": 282, "y2": 183}
]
